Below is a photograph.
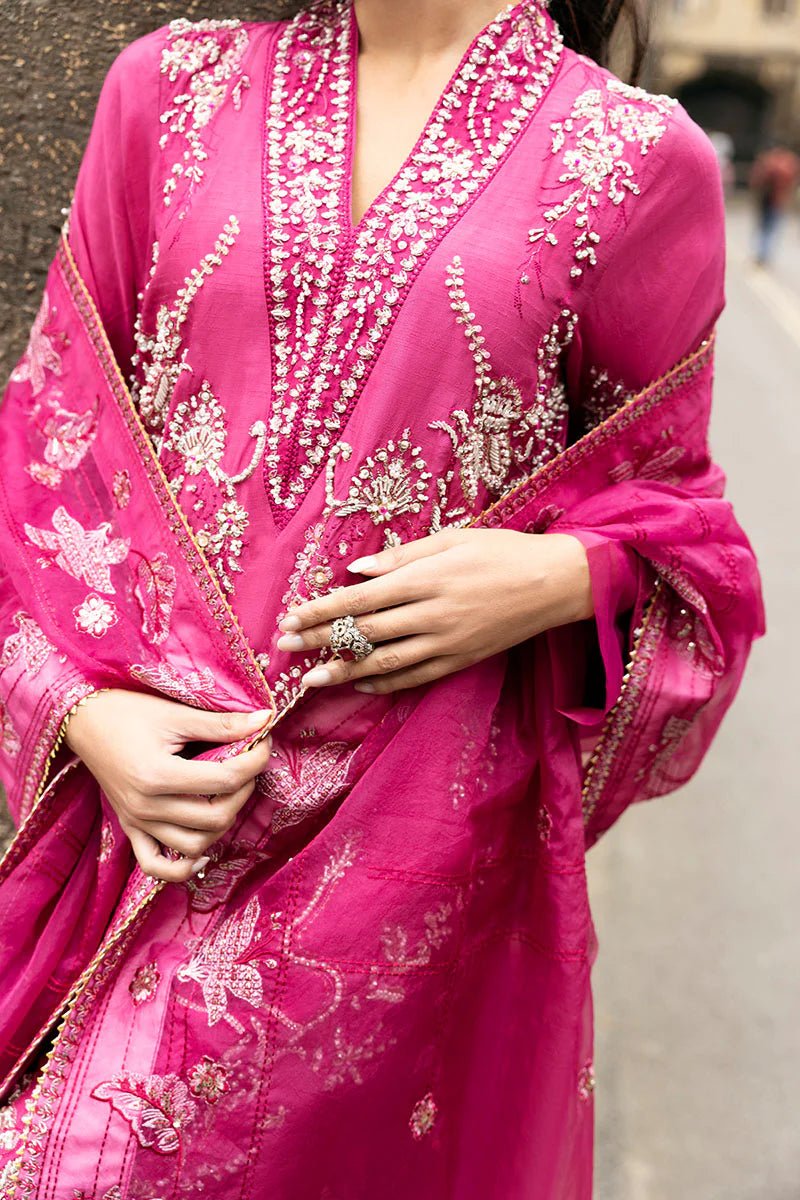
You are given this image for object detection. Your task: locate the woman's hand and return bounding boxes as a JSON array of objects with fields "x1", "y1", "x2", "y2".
[
  {"x1": 277, "y1": 530, "x2": 593, "y2": 694},
  {"x1": 65, "y1": 690, "x2": 273, "y2": 883}
]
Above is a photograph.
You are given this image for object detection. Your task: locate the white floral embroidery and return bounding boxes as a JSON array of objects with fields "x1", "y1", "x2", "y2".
[
  {"x1": 10, "y1": 289, "x2": 65, "y2": 396},
  {"x1": 177, "y1": 895, "x2": 263, "y2": 1026},
  {"x1": 258, "y1": 740, "x2": 357, "y2": 834},
  {"x1": 25, "y1": 507, "x2": 129, "y2": 593},
  {"x1": 160, "y1": 19, "x2": 251, "y2": 214},
  {"x1": 525, "y1": 77, "x2": 676, "y2": 280},
  {"x1": 129, "y1": 662, "x2": 220, "y2": 707},
  {"x1": 324, "y1": 431, "x2": 431, "y2": 544},
  {"x1": 264, "y1": 0, "x2": 564, "y2": 516},
  {"x1": 131, "y1": 220, "x2": 239, "y2": 439},
  {"x1": 74, "y1": 593, "x2": 119, "y2": 638},
  {"x1": 91, "y1": 1072, "x2": 196, "y2": 1155},
  {"x1": 134, "y1": 553, "x2": 177, "y2": 644},
  {"x1": 161, "y1": 378, "x2": 266, "y2": 593},
  {"x1": 430, "y1": 258, "x2": 576, "y2": 528},
  {"x1": 0, "y1": 611, "x2": 57, "y2": 678}
]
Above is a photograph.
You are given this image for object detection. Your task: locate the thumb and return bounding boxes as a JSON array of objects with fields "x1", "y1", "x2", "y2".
[{"x1": 175, "y1": 706, "x2": 273, "y2": 746}]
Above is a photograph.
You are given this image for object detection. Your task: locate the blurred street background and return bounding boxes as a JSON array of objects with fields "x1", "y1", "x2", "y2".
[{"x1": 1, "y1": 0, "x2": 799, "y2": 1196}]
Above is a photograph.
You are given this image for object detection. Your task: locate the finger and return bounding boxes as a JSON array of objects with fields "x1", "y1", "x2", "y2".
[
  {"x1": 278, "y1": 570, "x2": 433, "y2": 634},
  {"x1": 127, "y1": 826, "x2": 203, "y2": 884},
  {"x1": 346, "y1": 532, "x2": 459, "y2": 577},
  {"x1": 141, "y1": 739, "x2": 272, "y2": 797},
  {"x1": 277, "y1": 602, "x2": 439, "y2": 653},
  {"x1": 353, "y1": 654, "x2": 470, "y2": 695},
  {"x1": 138, "y1": 821, "x2": 220, "y2": 860},
  {"x1": 137, "y1": 779, "x2": 255, "y2": 832},
  {"x1": 302, "y1": 636, "x2": 440, "y2": 689},
  {"x1": 169, "y1": 706, "x2": 273, "y2": 747}
]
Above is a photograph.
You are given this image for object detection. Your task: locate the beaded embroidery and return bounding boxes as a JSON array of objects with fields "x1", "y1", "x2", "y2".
[
  {"x1": 131, "y1": 220, "x2": 239, "y2": 441},
  {"x1": 263, "y1": 0, "x2": 564, "y2": 520},
  {"x1": 523, "y1": 77, "x2": 676, "y2": 282},
  {"x1": 159, "y1": 19, "x2": 251, "y2": 215}
]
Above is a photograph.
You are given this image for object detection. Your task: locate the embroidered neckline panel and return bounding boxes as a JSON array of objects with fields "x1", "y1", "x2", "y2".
[{"x1": 262, "y1": 0, "x2": 564, "y2": 523}]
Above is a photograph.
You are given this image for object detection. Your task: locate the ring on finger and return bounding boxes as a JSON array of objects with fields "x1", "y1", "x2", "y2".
[{"x1": 330, "y1": 614, "x2": 375, "y2": 662}]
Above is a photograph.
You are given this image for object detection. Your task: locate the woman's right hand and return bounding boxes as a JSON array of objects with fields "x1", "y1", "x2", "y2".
[{"x1": 65, "y1": 689, "x2": 274, "y2": 883}]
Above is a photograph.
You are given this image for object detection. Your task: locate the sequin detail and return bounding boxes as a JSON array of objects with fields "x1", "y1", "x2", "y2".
[
  {"x1": 524, "y1": 77, "x2": 676, "y2": 281},
  {"x1": 263, "y1": 0, "x2": 563, "y2": 519},
  {"x1": 409, "y1": 1092, "x2": 438, "y2": 1140},
  {"x1": 159, "y1": 19, "x2": 251, "y2": 215}
]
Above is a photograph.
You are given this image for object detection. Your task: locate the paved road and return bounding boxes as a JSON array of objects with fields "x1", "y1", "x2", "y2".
[{"x1": 591, "y1": 199, "x2": 800, "y2": 1199}]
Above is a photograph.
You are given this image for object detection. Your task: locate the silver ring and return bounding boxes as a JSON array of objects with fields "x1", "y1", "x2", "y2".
[{"x1": 330, "y1": 614, "x2": 375, "y2": 662}]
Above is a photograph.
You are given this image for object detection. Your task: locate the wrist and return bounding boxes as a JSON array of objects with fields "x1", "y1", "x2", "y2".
[{"x1": 62, "y1": 688, "x2": 111, "y2": 755}]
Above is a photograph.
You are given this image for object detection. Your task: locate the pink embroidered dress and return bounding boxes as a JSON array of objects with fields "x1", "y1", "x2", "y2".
[{"x1": 0, "y1": 4, "x2": 764, "y2": 1197}]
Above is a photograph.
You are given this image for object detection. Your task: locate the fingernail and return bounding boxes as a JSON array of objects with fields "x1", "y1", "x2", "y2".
[
  {"x1": 302, "y1": 667, "x2": 333, "y2": 687},
  {"x1": 276, "y1": 633, "x2": 305, "y2": 651},
  {"x1": 354, "y1": 681, "x2": 376, "y2": 693},
  {"x1": 247, "y1": 709, "x2": 273, "y2": 723},
  {"x1": 191, "y1": 856, "x2": 211, "y2": 876},
  {"x1": 279, "y1": 614, "x2": 302, "y2": 631},
  {"x1": 347, "y1": 556, "x2": 377, "y2": 574}
]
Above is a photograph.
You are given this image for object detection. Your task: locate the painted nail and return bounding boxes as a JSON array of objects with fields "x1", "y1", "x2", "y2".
[
  {"x1": 354, "y1": 681, "x2": 376, "y2": 693},
  {"x1": 347, "y1": 556, "x2": 377, "y2": 574},
  {"x1": 276, "y1": 633, "x2": 305, "y2": 651},
  {"x1": 191, "y1": 856, "x2": 211, "y2": 877},
  {"x1": 279, "y1": 614, "x2": 302, "y2": 631},
  {"x1": 302, "y1": 667, "x2": 333, "y2": 687}
]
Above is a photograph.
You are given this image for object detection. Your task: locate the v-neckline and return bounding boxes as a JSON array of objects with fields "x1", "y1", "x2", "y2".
[
  {"x1": 261, "y1": 0, "x2": 563, "y2": 523},
  {"x1": 343, "y1": 0, "x2": 528, "y2": 237}
]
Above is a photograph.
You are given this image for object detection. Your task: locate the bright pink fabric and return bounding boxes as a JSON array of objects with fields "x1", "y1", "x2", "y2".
[{"x1": 0, "y1": 4, "x2": 764, "y2": 1197}]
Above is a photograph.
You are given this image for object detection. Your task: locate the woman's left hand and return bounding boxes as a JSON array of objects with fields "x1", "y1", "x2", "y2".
[{"x1": 276, "y1": 529, "x2": 594, "y2": 695}]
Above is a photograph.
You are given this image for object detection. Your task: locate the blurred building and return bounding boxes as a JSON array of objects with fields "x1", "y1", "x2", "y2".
[{"x1": 647, "y1": 0, "x2": 800, "y2": 168}]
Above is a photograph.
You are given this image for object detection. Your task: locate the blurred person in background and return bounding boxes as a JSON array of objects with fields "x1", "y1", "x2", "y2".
[
  {"x1": 750, "y1": 141, "x2": 800, "y2": 266},
  {"x1": 0, "y1": 0, "x2": 764, "y2": 1196}
]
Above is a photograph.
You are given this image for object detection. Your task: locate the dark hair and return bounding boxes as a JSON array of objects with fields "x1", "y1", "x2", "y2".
[{"x1": 550, "y1": 0, "x2": 649, "y2": 83}]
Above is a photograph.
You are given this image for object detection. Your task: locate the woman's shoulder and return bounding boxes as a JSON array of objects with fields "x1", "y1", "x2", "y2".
[{"x1": 551, "y1": 50, "x2": 720, "y2": 187}]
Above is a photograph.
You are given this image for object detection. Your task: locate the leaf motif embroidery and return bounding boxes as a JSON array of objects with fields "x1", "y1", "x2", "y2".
[
  {"x1": 134, "y1": 553, "x2": 178, "y2": 644},
  {"x1": 91, "y1": 1072, "x2": 197, "y2": 1155},
  {"x1": 23, "y1": 506, "x2": 129, "y2": 594},
  {"x1": 176, "y1": 895, "x2": 263, "y2": 1025}
]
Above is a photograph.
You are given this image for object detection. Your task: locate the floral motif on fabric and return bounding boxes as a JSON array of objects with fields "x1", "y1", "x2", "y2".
[
  {"x1": 0, "y1": 611, "x2": 57, "y2": 678},
  {"x1": 91, "y1": 1072, "x2": 197, "y2": 1155},
  {"x1": 524, "y1": 77, "x2": 676, "y2": 282},
  {"x1": 582, "y1": 366, "x2": 634, "y2": 431},
  {"x1": 129, "y1": 962, "x2": 161, "y2": 1006},
  {"x1": 134, "y1": 553, "x2": 177, "y2": 644},
  {"x1": 431, "y1": 259, "x2": 576, "y2": 529},
  {"x1": 0, "y1": 699, "x2": 21, "y2": 758},
  {"x1": 176, "y1": 895, "x2": 263, "y2": 1026},
  {"x1": 258, "y1": 740, "x2": 357, "y2": 835},
  {"x1": 73, "y1": 593, "x2": 119, "y2": 638},
  {"x1": 10, "y1": 289, "x2": 66, "y2": 396},
  {"x1": 324, "y1": 433, "x2": 432, "y2": 547},
  {"x1": 0, "y1": 1103, "x2": 22, "y2": 1151},
  {"x1": 188, "y1": 1056, "x2": 230, "y2": 1104},
  {"x1": 409, "y1": 1092, "x2": 438, "y2": 1140},
  {"x1": 25, "y1": 403, "x2": 98, "y2": 489},
  {"x1": 281, "y1": 522, "x2": 333, "y2": 610},
  {"x1": 264, "y1": 0, "x2": 563, "y2": 519},
  {"x1": 129, "y1": 662, "x2": 220, "y2": 707},
  {"x1": 186, "y1": 841, "x2": 270, "y2": 913},
  {"x1": 24, "y1": 506, "x2": 129, "y2": 594},
  {"x1": 112, "y1": 468, "x2": 132, "y2": 509},
  {"x1": 160, "y1": 378, "x2": 266, "y2": 593},
  {"x1": 578, "y1": 1060, "x2": 596, "y2": 1102},
  {"x1": 98, "y1": 819, "x2": 116, "y2": 864},
  {"x1": 131, "y1": 220, "x2": 239, "y2": 440},
  {"x1": 608, "y1": 428, "x2": 687, "y2": 487},
  {"x1": 159, "y1": 19, "x2": 251, "y2": 215}
]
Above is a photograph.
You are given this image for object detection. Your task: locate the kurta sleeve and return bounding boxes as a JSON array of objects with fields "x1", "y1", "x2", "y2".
[
  {"x1": 550, "y1": 104, "x2": 726, "y2": 726},
  {"x1": 0, "y1": 33, "x2": 163, "y2": 818},
  {"x1": 65, "y1": 30, "x2": 164, "y2": 378}
]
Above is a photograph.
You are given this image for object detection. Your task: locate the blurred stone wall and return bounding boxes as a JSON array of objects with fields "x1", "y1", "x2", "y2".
[{"x1": 0, "y1": 0, "x2": 304, "y2": 848}]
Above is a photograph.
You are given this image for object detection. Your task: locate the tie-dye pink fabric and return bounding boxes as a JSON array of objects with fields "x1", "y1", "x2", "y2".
[{"x1": 0, "y1": 4, "x2": 763, "y2": 1196}]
